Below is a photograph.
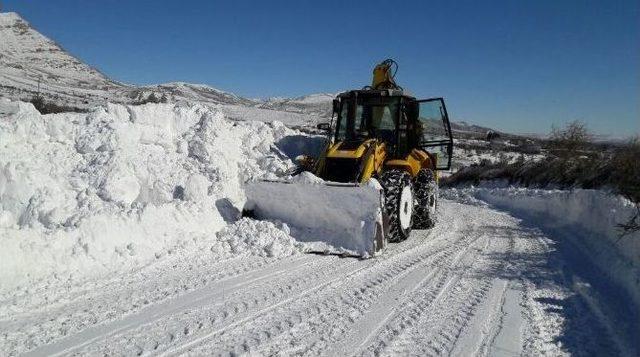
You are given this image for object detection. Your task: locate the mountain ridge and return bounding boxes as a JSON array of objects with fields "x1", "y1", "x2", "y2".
[{"x1": 0, "y1": 11, "x2": 504, "y2": 138}]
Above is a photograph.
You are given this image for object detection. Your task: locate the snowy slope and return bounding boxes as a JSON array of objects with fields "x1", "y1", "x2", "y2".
[
  {"x1": 0, "y1": 12, "x2": 324, "y2": 117},
  {"x1": 0, "y1": 12, "x2": 125, "y2": 107},
  {"x1": 259, "y1": 93, "x2": 336, "y2": 119},
  {"x1": 0, "y1": 11, "x2": 261, "y2": 109}
]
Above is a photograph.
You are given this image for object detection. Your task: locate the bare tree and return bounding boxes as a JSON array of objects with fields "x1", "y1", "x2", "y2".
[
  {"x1": 614, "y1": 136, "x2": 640, "y2": 237},
  {"x1": 549, "y1": 120, "x2": 593, "y2": 156}
]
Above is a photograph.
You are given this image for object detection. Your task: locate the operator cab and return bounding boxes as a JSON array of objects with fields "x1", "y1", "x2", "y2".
[{"x1": 332, "y1": 89, "x2": 454, "y2": 170}]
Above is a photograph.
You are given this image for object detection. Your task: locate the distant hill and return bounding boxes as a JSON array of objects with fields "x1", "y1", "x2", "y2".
[
  {"x1": 0, "y1": 11, "x2": 511, "y2": 138},
  {"x1": 0, "y1": 12, "x2": 125, "y2": 107},
  {"x1": 0, "y1": 12, "x2": 267, "y2": 109},
  {"x1": 259, "y1": 93, "x2": 336, "y2": 118}
]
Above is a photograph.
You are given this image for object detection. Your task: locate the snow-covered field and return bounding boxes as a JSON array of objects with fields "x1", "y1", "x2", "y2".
[
  {"x1": 1, "y1": 10, "x2": 638, "y2": 356},
  {"x1": 2, "y1": 194, "x2": 638, "y2": 356},
  {"x1": 447, "y1": 186, "x2": 640, "y2": 306},
  {"x1": 450, "y1": 138, "x2": 545, "y2": 174},
  {"x1": 1, "y1": 99, "x2": 638, "y2": 356}
]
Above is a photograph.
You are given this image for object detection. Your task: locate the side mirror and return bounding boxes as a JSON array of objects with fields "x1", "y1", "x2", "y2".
[
  {"x1": 332, "y1": 99, "x2": 340, "y2": 114},
  {"x1": 316, "y1": 123, "x2": 330, "y2": 131}
]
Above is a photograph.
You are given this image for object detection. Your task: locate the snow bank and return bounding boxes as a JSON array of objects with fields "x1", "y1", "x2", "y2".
[
  {"x1": 0, "y1": 99, "x2": 300, "y2": 293},
  {"x1": 444, "y1": 187, "x2": 640, "y2": 307}
]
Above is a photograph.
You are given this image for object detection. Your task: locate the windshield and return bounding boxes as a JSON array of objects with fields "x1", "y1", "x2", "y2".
[{"x1": 335, "y1": 98, "x2": 399, "y2": 143}]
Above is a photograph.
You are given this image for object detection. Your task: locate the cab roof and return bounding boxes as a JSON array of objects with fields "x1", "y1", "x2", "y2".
[{"x1": 336, "y1": 88, "x2": 415, "y2": 100}]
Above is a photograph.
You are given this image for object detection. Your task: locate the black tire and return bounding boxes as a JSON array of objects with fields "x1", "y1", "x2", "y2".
[
  {"x1": 413, "y1": 168, "x2": 438, "y2": 229},
  {"x1": 380, "y1": 170, "x2": 414, "y2": 242}
]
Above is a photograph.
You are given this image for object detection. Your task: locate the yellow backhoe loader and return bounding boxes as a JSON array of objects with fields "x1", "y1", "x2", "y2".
[{"x1": 244, "y1": 59, "x2": 453, "y2": 257}]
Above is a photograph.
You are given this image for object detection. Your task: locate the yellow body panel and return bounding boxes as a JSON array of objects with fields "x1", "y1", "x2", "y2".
[
  {"x1": 325, "y1": 140, "x2": 375, "y2": 159},
  {"x1": 319, "y1": 140, "x2": 388, "y2": 183},
  {"x1": 317, "y1": 139, "x2": 435, "y2": 184},
  {"x1": 385, "y1": 149, "x2": 433, "y2": 176},
  {"x1": 359, "y1": 142, "x2": 387, "y2": 182}
]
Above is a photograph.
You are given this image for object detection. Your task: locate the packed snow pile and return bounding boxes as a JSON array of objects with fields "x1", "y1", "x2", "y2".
[
  {"x1": 214, "y1": 218, "x2": 304, "y2": 258},
  {"x1": 444, "y1": 186, "x2": 640, "y2": 307},
  {"x1": 0, "y1": 99, "x2": 305, "y2": 293}
]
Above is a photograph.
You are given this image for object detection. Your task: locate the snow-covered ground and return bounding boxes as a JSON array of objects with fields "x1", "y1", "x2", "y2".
[
  {"x1": 450, "y1": 138, "x2": 545, "y2": 173},
  {"x1": 2, "y1": 10, "x2": 638, "y2": 356},
  {"x1": 446, "y1": 186, "x2": 640, "y2": 306},
  {"x1": 1, "y1": 100, "x2": 638, "y2": 356},
  {"x1": 2, "y1": 192, "x2": 638, "y2": 356}
]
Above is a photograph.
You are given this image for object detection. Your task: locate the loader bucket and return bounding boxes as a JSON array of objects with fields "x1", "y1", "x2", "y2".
[{"x1": 243, "y1": 177, "x2": 387, "y2": 257}]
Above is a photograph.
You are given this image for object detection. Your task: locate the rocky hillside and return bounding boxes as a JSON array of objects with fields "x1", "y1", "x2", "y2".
[
  {"x1": 0, "y1": 12, "x2": 126, "y2": 108},
  {"x1": 0, "y1": 11, "x2": 510, "y2": 138},
  {"x1": 0, "y1": 12, "x2": 274, "y2": 110}
]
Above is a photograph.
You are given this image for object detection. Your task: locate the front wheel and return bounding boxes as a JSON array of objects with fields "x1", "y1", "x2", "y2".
[
  {"x1": 380, "y1": 170, "x2": 414, "y2": 242},
  {"x1": 413, "y1": 168, "x2": 438, "y2": 229}
]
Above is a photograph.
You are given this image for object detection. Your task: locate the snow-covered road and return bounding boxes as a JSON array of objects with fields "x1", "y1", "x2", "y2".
[{"x1": 2, "y1": 198, "x2": 637, "y2": 356}]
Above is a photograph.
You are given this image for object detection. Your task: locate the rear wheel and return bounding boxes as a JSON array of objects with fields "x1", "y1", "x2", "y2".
[
  {"x1": 380, "y1": 170, "x2": 414, "y2": 242},
  {"x1": 413, "y1": 168, "x2": 438, "y2": 229}
]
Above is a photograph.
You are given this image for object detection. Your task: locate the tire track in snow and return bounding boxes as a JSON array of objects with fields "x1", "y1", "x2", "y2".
[
  {"x1": 61, "y1": 225, "x2": 442, "y2": 356},
  {"x1": 449, "y1": 279, "x2": 509, "y2": 357},
  {"x1": 359, "y1": 216, "x2": 517, "y2": 356},
  {"x1": 161, "y1": 236, "x2": 453, "y2": 355},
  {"x1": 1, "y1": 252, "x2": 292, "y2": 353},
  {"x1": 328, "y1": 229, "x2": 489, "y2": 356},
  {"x1": 12, "y1": 199, "x2": 603, "y2": 356},
  {"x1": 10, "y1": 215, "x2": 434, "y2": 357},
  {"x1": 247, "y1": 235, "x2": 474, "y2": 356},
  {"x1": 54, "y1": 254, "x2": 370, "y2": 357},
  {"x1": 3, "y1": 255, "x2": 292, "y2": 355},
  {"x1": 358, "y1": 237, "x2": 493, "y2": 356},
  {"x1": 171, "y1": 203, "x2": 486, "y2": 356},
  {"x1": 22, "y1": 254, "x2": 326, "y2": 357},
  {"x1": 157, "y1": 258, "x2": 375, "y2": 356}
]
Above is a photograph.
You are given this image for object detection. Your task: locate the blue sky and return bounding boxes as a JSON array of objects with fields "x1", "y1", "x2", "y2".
[{"x1": 4, "y1": 0, "x2": 639, "y2": 136}]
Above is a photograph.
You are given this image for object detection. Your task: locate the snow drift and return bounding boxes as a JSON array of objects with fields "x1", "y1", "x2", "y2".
[
  {"x1": 0, "y1": 99, "x2": 302, "y2": 293},
  {"x1": 444, "y1": 186, "x2": 640, "y2": 307}
]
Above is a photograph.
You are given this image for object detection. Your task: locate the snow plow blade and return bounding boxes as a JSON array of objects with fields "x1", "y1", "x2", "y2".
[{"x1": 243, "y1": 178, "x2": 387, "y2": 257}]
